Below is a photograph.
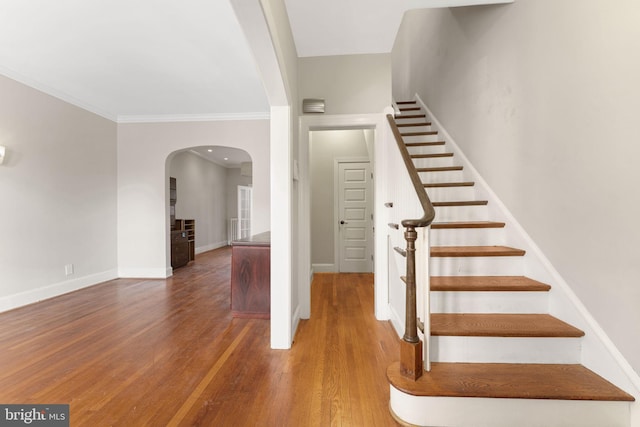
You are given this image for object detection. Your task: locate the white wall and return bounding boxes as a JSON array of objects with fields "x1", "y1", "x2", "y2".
[
  {"x1": 117, "y1": 119, "x2": 270, "y2": 278},
  {"x1": 257, "y1": 0, "x2": 300, "y2": 348},
  {"x1": 0, "y1": 74, "x2": 117, "y2": 310},
  {"x1": 310, "y1": 129, "x2": 370, "y2": 270},
  {"x1": 392, "y1": 0, "x2": 640, "y2": 377},
  {"x1": 231, "y1": 0, "x2": 297, "y2": 349},
  {"x1": 299, "y1": 54, "x2": 392, "y2": 115}
]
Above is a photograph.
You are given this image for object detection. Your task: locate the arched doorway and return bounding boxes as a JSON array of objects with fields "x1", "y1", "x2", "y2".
[{"x1": 167, "y1": 145, "x2": 252, "y2": 271}]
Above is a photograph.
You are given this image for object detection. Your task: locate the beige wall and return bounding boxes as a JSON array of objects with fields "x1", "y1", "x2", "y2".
[
  {"x1": 0, "y1": 74, "x2": 117, "y2": 307},
  {"x1": 310, "y1": 130, "x2": 370, "y2": 268},
  {"x1": 299, "y1": 54, "x2": 392, "y2": 115},
  {"x1": 393, "y1": 0, "x2": 640, "y2": 375},
  {"x1": 117, "y1": 119, "x2": 270, "y2": 278}
]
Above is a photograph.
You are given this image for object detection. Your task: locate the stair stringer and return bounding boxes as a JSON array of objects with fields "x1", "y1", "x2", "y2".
[
  {"x1": 390, "y1": 387, "x2": 631, "y2": 427},
  {"x1": 414, "y1": 93, "x2": 640, "y2": 408}
]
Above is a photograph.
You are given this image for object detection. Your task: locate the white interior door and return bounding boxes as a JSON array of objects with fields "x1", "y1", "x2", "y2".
[{"x1": 337, "y1": 161, "x2": 373, "y2": 272}]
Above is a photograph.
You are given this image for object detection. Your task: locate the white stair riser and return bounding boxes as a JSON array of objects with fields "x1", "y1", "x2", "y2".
[
  {"x1": 427, "y1": 186, "x2": 476, "y2": 201},
  {"x1": 430, "y1": 291, "x2": 547, "y2": 314},
  {"x1": 430, "y1": 256, "x2": 525, "y2": 276},
  {"x1": 412, "y1": 156, "x2": 456, "y2": 168},
  {"x1": 407, "y1": 145, "x2": 448, "y2": 155},
  {"x1": 432, "y1": 205, "x2": 488, "y2": 222},
  {"x1": 430, "y1": 227, "x2": 505, "y2": 246},
  {"x1": 402, "y1": 134, "x2": 441, "y2": 144},
  {"x1": 390, "y1": 390, "x2": 631, "y2": 427},
  {"x1": 430, "y1": 336, "x2": 581, "y2": 364},
  {"x1": 395, "y1": 119, "x2": 427, "y2": 125},
  {"x1": 399, "y1": 124, "x2": 433, "y2": 133},
  {"x1": 418, "y1": 170, "x2": 465, "y2": 183}
]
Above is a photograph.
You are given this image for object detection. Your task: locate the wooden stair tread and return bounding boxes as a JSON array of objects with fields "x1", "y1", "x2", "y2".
[
  {"x1": 401, "y1": 131, "x2": 438, "y2": 137},
  {"x1": 412, "y1": 153, "x2": 454, "y2": 159},
  {"x1": 405, "y1": 141, "x2": 445, "y2": 147},
  {"x1": 397, "y1": 122, "x2": 432, "y2": 127},
  {"x1": 396, "y1": 101, "x2": 417, "y2": 105},
  {"x1": 417, "y1": 166, "x2": 463, "y2": 172},
  {"x1": 431, "y1": 276, "x2": 551, "y2": 292},
  {"x1": 432, "y1": 200, "x2": 488, "y2": 207},
  {"x1": 398, "y1": 106, "x2": 420, "y2": 111},
  {"x1": 387, "y1": 362, "x2": 635, "y2": 401},
  {"x1": 432, "y1": 221, "x2": 505, "y2": 229},
  {"x1": 431, "y1": 246, "x2": 525, "y2": 257},
  {"x1": 424, "y1": 182, "x2": 474, "y2": 188},
  {"x1": 395, "y1": 114, "x2": 425, "y2": 119},
  {"x1": 431, "y1": 313, "x2": 584, "y2": 337}
]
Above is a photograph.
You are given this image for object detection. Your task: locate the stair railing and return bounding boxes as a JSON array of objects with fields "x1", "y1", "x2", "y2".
[{"x1": 387, "y1": 114, "x2": 436, "y2": 378}]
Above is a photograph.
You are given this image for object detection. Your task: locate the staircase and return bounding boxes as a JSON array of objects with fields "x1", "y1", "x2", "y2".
[{"x1": 386, "y1": 100, "x2": 635, "y2": 427}]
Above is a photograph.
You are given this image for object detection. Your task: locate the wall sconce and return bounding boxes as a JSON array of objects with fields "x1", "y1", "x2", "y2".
[{"x1": 0, "y1": 146, "x2": 5, "y2": 165}]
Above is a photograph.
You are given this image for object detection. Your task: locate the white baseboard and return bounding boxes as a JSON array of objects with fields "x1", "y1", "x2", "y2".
[
  {"x1": 312, "y1": 263, "x2": 335, "y2": 273},
  {"x1": 0, "y1": 269, "x2": 118, "y2": 313},
  {"x1": 118, "y1": 267, "x2": 171, "y2": 278},
  {"x1": 291, "y1": 303, "x2": 301, "y2": 341},
  {"x1": 195, "y1": 241, "x2": 228, "y2": 255}
]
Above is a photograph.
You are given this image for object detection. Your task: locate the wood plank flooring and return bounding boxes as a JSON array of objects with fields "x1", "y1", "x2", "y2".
[{"x1": 0, "y1": 247, "x2": 400, "y2": 426}]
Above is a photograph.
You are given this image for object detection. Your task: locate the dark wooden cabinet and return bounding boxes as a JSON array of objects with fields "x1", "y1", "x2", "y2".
[
  {"x1": 231, "y1": 232, "x2": 270, "y2": 318},
  {"x1": 171, "y1": 230, "x2": 189, "y2": 269},
  {"x1": 171, "y1": 219, "x2": 195, "y2": 269}
]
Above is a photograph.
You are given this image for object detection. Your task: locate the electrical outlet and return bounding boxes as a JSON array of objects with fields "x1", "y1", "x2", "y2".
[{"x1": 65, "y1": 264, "x2": 74, "y2": 276}]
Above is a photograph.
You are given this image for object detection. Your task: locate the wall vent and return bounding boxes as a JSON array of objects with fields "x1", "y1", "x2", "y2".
[{"x1": 302, "y1": 98, "x2": 325, "y2": 114}]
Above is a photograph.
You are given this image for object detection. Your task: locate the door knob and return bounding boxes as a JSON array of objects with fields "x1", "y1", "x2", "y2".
[{"x1": 340, "y1": 220, "x2": 348, "y2": 225}]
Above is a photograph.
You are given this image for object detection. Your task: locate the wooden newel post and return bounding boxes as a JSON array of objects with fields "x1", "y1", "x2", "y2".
[{"x1": 401, "y1": 226, "x2": 423, "y2": 380}]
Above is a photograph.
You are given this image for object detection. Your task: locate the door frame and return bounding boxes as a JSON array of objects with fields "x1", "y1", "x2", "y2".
[
  {"x1": 298, "y1": 110, "x2": 393, "y2": 322},
  {"x1": 334, "y1": 157, "x2": 373, "y2": 273}
]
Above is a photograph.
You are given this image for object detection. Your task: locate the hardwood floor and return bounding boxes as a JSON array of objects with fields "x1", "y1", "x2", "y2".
[{"x1": 0, "y1": 247, "x2": 400, "y2": 426}]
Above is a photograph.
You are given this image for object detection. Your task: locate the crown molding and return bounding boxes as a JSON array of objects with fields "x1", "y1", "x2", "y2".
[
  {"x1": 0, "y1": 66, "x2": 118, "y2": 121},
  {"x1": 0, "y1": 67, "x2": 271, "y2": 124},
  {"x1": 116, "y1": 112, "x2": 271, "y2": 124}
]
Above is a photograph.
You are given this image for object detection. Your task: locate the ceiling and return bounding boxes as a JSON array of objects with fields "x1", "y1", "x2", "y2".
[
  {"x1": 189, "y1": 146, "x2": 251, "y2": 168},
  {"x1": 284, "y1": 0, "x2": 513, "y2": 57},
  {"x1": 0, "y1": 0, "x2": 512, "y2": 123},
  {"x1": 0, "y1": 0, "x2": 270, "y2": 122}
]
